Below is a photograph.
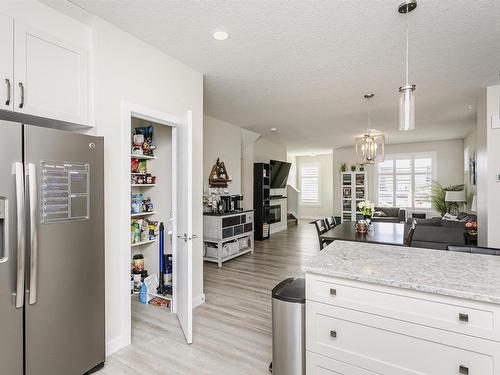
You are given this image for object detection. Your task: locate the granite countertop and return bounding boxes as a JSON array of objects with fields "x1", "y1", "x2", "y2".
[
  {"x1": 302, "y1": 240, "x2": 500, "y2": 304},
  {"x1": 203, "y1": 209, "x2": 254, "y2": 217}
]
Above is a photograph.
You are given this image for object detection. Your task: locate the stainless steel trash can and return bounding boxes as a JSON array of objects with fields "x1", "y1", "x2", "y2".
[{"x1": 271, "y1": 277, "x2": 305, "y2": 375}]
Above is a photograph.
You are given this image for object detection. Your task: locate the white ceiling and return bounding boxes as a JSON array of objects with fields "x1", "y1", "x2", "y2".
[{"x1": 63, "y1": 0, "x2": 500, "y2": 153}]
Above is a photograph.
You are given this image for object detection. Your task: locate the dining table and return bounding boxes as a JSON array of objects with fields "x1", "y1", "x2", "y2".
[{"x1": 320, "y1": 221, "x2": 405, "y2": 246}]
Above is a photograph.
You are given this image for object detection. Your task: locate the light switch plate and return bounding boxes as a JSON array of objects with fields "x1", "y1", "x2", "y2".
[{"x1": 497, "y1": 173, "x2": 500, "y2": 182}]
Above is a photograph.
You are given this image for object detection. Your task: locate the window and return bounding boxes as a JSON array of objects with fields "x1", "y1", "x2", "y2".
[
  {"x1": 377, "y1": 153, "x2": 435, "y2": 209},
  {"x1": 300, "y1": 163, "x2": 320, "y2": 205}
]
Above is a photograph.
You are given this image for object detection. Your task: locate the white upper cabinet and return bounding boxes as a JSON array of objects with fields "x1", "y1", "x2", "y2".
[
  {"x1": 0, "y1": 14, "x2": 13, "y2": 112},
  {"x1": 14, "y1": 22, "x2": 89, "y2": 125}
]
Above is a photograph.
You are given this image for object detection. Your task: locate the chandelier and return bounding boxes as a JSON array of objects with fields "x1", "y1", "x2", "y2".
[
  {"x1": 355, "y1": 94, "x2": 385, "y2": 164},
  {"x1": 356, "y1": 131, "x2": 385, "y2": 165}
]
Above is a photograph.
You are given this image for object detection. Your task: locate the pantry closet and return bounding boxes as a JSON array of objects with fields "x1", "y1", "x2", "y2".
[
  {"x1": 130, "y1": 118, "x2": 173, "y2": 309},
  {"x1": 123, "y1": 104, "x2": 194, "y2": 345}
]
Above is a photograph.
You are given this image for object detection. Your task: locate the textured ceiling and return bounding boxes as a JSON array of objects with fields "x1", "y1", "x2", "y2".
[{"x1": 62, "y1": 0, "x2": 500, "y2": 152}]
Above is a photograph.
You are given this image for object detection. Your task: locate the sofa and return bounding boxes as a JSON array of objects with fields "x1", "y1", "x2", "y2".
[
  {"x1": 371, "y1": 207, "x2": 406, "y2": 223},
  {"x1": 404, "y1": 212, "x2": 477, "y2": 250}
]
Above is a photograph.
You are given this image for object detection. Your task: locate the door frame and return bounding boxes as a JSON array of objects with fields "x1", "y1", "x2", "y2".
[{"x1": 116, "y1": 101, "x2": 185, "y2": 354}]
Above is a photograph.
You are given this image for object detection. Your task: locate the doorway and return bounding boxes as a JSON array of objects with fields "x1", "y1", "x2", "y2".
[{"x1": 122, "y1": 102, "x2": 194, "y2": 348}]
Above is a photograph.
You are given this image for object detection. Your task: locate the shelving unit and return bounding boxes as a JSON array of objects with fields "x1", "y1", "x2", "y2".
[
  {"x1": 130, "y1": 118, "x2": 173, "y2": 309},
  {"x1": 131, "y1": 239, "x2": 157, "y2": 247},
  {"x1": 131, "y1": 211, "x2": 156, "y2": 218},
  {"x1": 131, "y1": 154, "x2": 156, "y2": 160},
  {"x1": 253, "y1": 163, "x2": 270, "y2": 240},
  {"x1": 341, "y1": 171, "x2": 368, "y2": 222},
  {"x1": 203, "y1": 210, "x2": 254, "y2": 267}
]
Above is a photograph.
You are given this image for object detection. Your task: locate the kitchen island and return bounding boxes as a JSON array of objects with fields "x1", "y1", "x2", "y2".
[{"x1": 302, "y1": 240, "x2": 500, "y2": 375}]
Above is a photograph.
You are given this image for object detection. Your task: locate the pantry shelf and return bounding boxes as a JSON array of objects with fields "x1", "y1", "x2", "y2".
[
  {"x1": 131, "y1": 211, "x2": 156, "y2": 218},
  {"x1": 131, "y1": 239, "x2": 157, "y2": 247},
  {"x1": 130, "y1": 154, "x2": 156, "y2": 160}
]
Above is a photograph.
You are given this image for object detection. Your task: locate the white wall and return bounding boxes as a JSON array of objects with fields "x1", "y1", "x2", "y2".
[
  {"x1": 91, "y1": 18, "x2": 204, "y2": 354},
  {"x1": 463, "y1": 129, "x2": 477, "y2": 206},
  {"x1": 476, "y1": 90, "x2": 488, "y2": 246},
  {"x1": 333, "y1": 139, "x2": 465, "y2": 217},
  {"x1": 203, "y1": 116, "x2": 242, "y2": 194},
  {"x1": 241, "y1": 128, "x2": 260, "y2": 209},
  {"x1": 296, "y1": 153, "x2": 334, "y2": 219},
  {"x1": 486, "y1": 85, "x2": 500, "y2": 248},
  {"x1": 254, "y1": 137, "x2": 287, "y2": 163}
]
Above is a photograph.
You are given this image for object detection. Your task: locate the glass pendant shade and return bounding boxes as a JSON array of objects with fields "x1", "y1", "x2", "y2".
[
  {"x1": 399, "y1": 84, "x2": 416, "y2": 131},
  {"x1": 355, "y1": 132, "x2": 385, "y2": 164}
]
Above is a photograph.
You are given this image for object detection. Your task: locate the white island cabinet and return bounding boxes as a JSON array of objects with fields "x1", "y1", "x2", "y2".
[{"x1": 303, "y1": 241, "x2": 500, "y2": 375}]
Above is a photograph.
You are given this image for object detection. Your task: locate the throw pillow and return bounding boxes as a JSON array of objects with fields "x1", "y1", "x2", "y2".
[
  {"x1": 373, "y1": 211, "x2": 387, "y2": 217},
  {"x1": 442, "y1": 213, "x2": 459, "y2": 221}
]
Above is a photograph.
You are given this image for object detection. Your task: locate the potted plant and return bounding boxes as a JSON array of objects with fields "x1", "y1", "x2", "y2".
[
  {"x1": 358, "y1": 200, "x2": 375, "y2": 220},
  {"x1": 359, "y1": 164, "x2": 365, "y2": 172},
  {"x1": 340, "y1": 163, "x2": 347, "y2": 173},
  {"x1": 350, "y1": 165, "x2": 357, "y2": 172},
  {"x1": 465, "y1": 221, "x2": 478, "y2": 236},
  {"x1": 431, "y1": 182, "x2": 465, "y2": 216}
]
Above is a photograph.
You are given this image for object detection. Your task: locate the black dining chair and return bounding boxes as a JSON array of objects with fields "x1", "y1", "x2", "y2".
[
  {"x1": 326, "y1": 216, "x2": 336, "y2": 230},
  {"x1": 404, "y1": 219, "x2": 417, "y2": 247},
  {"x1": 314, "y1": 219, "x2": 331, "y2": 250}
]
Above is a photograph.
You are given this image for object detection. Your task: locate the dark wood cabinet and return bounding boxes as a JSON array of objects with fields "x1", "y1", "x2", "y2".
[{"x1": 254, "y1": 163, "x2": 270, "y2": 240}]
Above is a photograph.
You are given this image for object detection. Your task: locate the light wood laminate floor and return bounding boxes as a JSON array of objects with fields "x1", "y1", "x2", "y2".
[{"x1": 100, "y1": 222, "x2": 317, "y2": 375}]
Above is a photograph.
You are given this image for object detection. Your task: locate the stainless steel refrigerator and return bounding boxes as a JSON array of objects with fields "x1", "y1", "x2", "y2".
[{"x1": 0, "y1": 120, "x2": 105, "y2": 375}]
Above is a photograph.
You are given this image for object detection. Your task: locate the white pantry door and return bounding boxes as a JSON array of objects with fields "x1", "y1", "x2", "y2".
[{"x1": 174, "y1": 111, "x2": 193, "y2": 343}]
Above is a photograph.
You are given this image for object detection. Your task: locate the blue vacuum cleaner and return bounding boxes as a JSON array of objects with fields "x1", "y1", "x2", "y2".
[{"x1": 157, "y1": 222, "x2": 167, "y2": 296}]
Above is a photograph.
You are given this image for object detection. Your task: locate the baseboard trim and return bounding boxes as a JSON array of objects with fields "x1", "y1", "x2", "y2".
[
  {"x1": 193, "y1": 293, "x2": 206, "y2": 308},
  {"x1": 106, "y1": 335, "x2": 130, "y2": 357}
]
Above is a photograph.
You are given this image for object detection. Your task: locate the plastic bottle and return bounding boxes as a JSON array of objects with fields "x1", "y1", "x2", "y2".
[{"x1": 139, "y1": 282, "x2": 147, "y2": 304}]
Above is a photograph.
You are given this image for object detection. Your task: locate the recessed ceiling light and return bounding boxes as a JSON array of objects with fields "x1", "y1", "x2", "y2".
[
  {"x1": 270, "y1": 127, "x2": 277, "y2": 132},
  {"x1": 212, "y1": 31, "x2": 229, "y2": 41}
]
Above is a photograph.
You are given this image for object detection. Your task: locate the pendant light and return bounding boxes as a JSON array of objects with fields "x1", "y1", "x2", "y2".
[
  {"x1": 398, "y1": 0, "x2": 417, "y2": 131},
  {"x1": 355, "y1": 94, "x2": 385, "y2": 164}
]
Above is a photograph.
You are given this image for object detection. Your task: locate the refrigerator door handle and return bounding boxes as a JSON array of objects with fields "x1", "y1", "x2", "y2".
[
  {"x1": 0, "y1": 197, "x2": 9, "y2": 263},
  {"x1": 14, "y1": 162, "x2": 25, "y2": 308},
  {"x1": 28, "y1": 163, "x2": 38, "y2": 305}
]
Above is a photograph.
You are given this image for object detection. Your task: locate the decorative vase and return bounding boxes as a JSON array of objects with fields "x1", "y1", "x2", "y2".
[{"x1": 356, "y1": 220, "x2": 368, "y2": 234}]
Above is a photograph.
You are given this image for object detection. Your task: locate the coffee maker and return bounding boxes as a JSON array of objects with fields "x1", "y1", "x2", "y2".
[
  {"x1": 232, "y1": 195, "x2": 243, "y2": 211},
  {"x1": 220, "y1": 196, "x2": 232, "y2": 213}
]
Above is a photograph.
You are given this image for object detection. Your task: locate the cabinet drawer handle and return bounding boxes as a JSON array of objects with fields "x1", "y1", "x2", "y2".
[
  {"x1": 330, "y1": 330, "x2": 337, "y2": 338},
  {"x1": 5, "y1": 78, "x2": 11, "y2": 106},
  {"x1": 459, "y1": 365, "x2": 469, "y2": 375},
  {"x1": 459, "y1": 313, "x2": 469, "y2": 323},
  {"x1": 18, "y1": 82, "x2": 24, "y2": 109},
  {"x1": 329, "y1": 288, "x2": 337, "y2": 296}
]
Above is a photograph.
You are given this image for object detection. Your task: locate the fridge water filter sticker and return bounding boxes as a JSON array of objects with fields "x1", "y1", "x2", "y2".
[{"x1": 41, "y1": 161, "x2": 90, "y2": 223}]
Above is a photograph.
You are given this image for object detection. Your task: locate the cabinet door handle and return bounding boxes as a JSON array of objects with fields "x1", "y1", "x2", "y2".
[
  {"x1": 18, "y1": 82, "x2": 24, "y2": 109},
  {"x1": 330, "y1": 330, "x2": 337, "y2": 338},
  {"x1": 5, "y1": 78, "x2": 11, "y2": 106},
  {"x1": 459, "y1": 313, "x2": 469, "y2": 323},
  {"x1": 459, "y1": 365, "x2": 469, "y2": 375},
  {"x1": 330, "y1": 288, "x2": 337, "y2": 296}
]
